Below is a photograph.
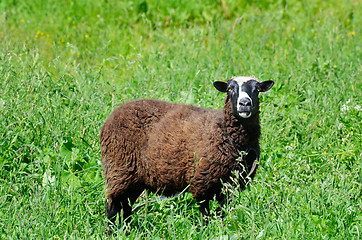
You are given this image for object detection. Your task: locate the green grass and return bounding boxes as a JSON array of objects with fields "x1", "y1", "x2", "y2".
[{"x1": 0, "y1": 0, "x2": 361, "y2": 239}]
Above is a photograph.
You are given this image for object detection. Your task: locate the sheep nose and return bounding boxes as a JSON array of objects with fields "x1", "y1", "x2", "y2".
[{"x1": 239, "y1": 98, "x2": 252, "y2": 107}]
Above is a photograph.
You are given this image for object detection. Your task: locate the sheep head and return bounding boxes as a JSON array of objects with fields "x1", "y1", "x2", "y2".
[{"x1": 214, "y1": 76, "x2": 274, "y2": 119}]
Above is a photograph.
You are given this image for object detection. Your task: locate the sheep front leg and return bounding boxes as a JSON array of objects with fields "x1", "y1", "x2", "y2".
[
  {"x1": 215, "y1": 192, "x2": 227, "y2": 219},
  {"x1": 198, "y1": 199, "x2": 210, "y2": 225},
  {"x1": 198, "y1": 200, "x2": 210, "y2": 216}
]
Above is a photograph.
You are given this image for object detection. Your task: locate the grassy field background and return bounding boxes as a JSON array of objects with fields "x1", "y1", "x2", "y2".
[{"x1": 0, "y1": 0, "x2": 361, "y2": 239}]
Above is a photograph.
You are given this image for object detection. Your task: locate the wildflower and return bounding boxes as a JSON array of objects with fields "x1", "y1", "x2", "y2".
[
  {"x1": 76, "y1": 52, "x2": 80, "y2": 56},
  {"x1": 341, "y1": 99, "x2": 352, "y2": 112},
  {"x1": 292, "y1": 27, "x2": 295, "y2": 31},
  {"x1": 73, "y1": 25, "x2": 76, "y2": 29},
  {"x1": 21, "y1": 19, "x2": 25, "y2": 23},
  {"x1": 35, "y1": 31, "x2": 41, "y2": 39},
  {"x1": 341, "y1": 104, "x2": 348, "y2": 112},
  {"x1": 85, "y1": 34, "x2": 89, "y2": 38}
]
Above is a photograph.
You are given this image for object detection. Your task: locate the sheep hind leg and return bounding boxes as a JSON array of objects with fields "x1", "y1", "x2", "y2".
[
  {"x1": 104, "y1": 196, "x2": 130, "y2": 235},
  {"x1": 106, "y1": 188, "x2": 143, "y2": 228},
  {"x1": 105, "y1": 197, "x2": 121, "y2": 231},
  {"x1": 118, "y1": 192, "x2": 140, "y2": 225}
]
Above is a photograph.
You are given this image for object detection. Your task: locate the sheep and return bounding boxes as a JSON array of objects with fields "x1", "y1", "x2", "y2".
[{"x1": 100, "y1": 76, "x2": 274, "y2": 227}]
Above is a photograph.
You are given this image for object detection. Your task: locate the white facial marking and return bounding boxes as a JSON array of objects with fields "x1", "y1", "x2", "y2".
[
  {"x1": 233, "y1": 76, "x2": 251, "y2": 85},
  {"x1": 237, "y1": 87, "x2": 252, "y2": 107},
  {"x1": 233, "y1": 76, "x2": 258, "y2": 84},
  {"x1": 238, "y1": 91, "x2": 251, "y2": 101}
]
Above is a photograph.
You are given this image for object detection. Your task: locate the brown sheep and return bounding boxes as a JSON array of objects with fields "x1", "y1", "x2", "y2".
[{"x1": 100, "y1": 76, "x2": 274, "y2": 227}]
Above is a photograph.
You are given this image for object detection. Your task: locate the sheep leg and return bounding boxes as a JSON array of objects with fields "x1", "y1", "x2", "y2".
[
  {"x1": 106, "y1": 197, "x2": 122, "y2": 226},
  {"x1": 199, "y1": 200, "x2": 209, "y2": 216},
  {"x1": 106, "y1": 188, "x2": 143, "y2": 227},
  {"x1": 215, "y1": 193, "x2": 227, "y2": 218},
  {"x1": 198, "y1": 199, "x2": 210, "y2": 225},
  {"x1": 216, "y1": 192, "x2": 225, "y2": 206},
  {"x1": 119, "y1": 198, "x2": 133, "y2": 224}
]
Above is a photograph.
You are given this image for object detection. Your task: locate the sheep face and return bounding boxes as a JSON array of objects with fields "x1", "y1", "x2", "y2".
[{"x1": 214, "y1": 76, "x2": 274, "y2": 119}]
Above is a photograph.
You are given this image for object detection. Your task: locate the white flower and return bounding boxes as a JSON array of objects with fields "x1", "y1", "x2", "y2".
[
  {"x1": 340, "y1": 99, "x2": 357, "y2": 112},
  {"x1": 42, "y1": 169, "x2": 56, "y2": 187},
  {"x1": 257, "y1": 229, "x2": 264, "y2": 238},
  {"x1": 341, "y1": 104, "x2": 349, "y2": 112}
]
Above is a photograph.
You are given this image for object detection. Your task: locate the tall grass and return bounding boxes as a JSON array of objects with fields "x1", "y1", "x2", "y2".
[{"x1": 0, "y1": 0, "x2": 361, "y2": 238}]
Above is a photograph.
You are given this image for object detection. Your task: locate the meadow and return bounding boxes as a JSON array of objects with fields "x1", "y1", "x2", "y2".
[{"x1": 0, "y1": 0, "x2": 361, "y2": 239}]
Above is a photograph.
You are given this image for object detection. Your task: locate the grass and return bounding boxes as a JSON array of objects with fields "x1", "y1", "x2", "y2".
[{"x1": 0, "y1": 0, "x2": 361, "y2": 239}]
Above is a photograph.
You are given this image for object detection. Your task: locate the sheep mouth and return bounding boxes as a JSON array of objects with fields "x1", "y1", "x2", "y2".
[
  {"x1": 238, "y1": 111, "x2": 252, "y2": 118},
  {"x1": 238, "y1": 107, "x2": 252, "y2": 118}
]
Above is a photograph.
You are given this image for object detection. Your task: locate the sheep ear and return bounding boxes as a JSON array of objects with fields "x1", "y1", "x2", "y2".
[
  {"x1": 257, "y1": 80, "x2": 274, "y2": 92},
  {"x1": 213, "y1": 81, "x2": 228, "y2": 93}
]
